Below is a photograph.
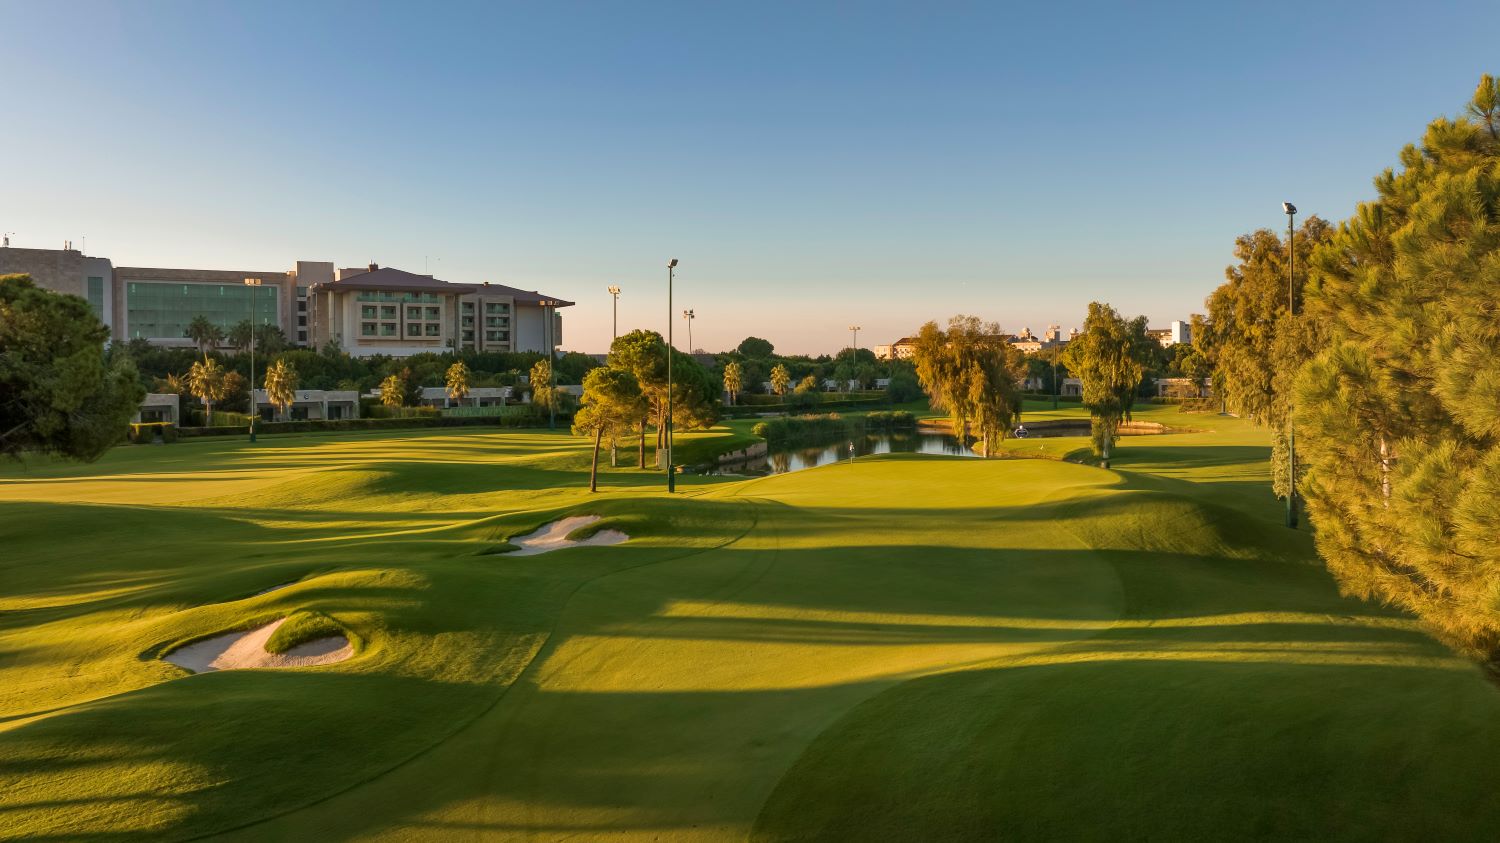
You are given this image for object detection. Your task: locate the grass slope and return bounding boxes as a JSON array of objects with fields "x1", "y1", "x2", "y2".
[{"x1": 0, "y1": 412, "x2": 1496, "y2": 840}]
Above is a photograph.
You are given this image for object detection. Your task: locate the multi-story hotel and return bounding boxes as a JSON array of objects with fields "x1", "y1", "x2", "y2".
[{"x1": 0, "y1": 244, "x2": 571, "y2": 357}]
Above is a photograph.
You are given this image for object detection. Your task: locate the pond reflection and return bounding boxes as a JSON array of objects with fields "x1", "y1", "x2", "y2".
[{"x1": 713, "y1": 432, "x2": 981, "y2": 476}]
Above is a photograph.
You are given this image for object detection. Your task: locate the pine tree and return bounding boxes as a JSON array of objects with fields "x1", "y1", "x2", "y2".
[
  {"x1": 573, "y1": 367, "x2": 644, "y2": 492},
  {"x1": 1295, "y1": 75, "x2": 1500, "y2": 662}
]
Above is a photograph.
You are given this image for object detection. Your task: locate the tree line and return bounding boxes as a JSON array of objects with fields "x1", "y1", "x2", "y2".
[{"x1": 1196, "y1": 75, "x2": 1500, "y2": 664}]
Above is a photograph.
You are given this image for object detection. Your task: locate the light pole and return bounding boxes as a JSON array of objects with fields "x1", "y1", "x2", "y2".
[
  {"x1": 243, "y1": 277, "x2": 262, "y2": 442},
  {"x1": 683, "y1": 309, "x2": 695, "y2": 354},
  {"x1": 608, "y1": 285, "x2": 621, "y2": 340},
  {"x1": 541, "y1": 299, "x2": 557, "y2": 430},
  {"x1": 848, "y1": 325, "x2": 860, "y2": 353},
  {"x1": 1283, "y1": 201, "x2": 1298, "y2": 530},
  {"x1": 666, "y1": 259, "x2": 678, "y2": 493},
  {"x1": 1052, "y1": 329, "x2": 1060, "y2": 410}
]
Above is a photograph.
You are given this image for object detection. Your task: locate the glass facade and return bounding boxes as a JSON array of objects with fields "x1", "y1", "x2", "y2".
[
  {"x1": 126, "y1": 281, "x2": 278, "y2": 340},
  {"x1": 86, "y1": 277, "x2": 105, "y2": 320}
]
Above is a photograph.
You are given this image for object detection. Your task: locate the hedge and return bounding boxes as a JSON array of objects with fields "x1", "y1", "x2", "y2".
[
  {"x1": 725, "y1": 396, "x2": 888, "y2": 418},
  {"x1": 174, "y1": 413, "x2": 556, "y2": 438},
  {"x1": 127, "y1": 422, "x2": 178, "y2": 444}
]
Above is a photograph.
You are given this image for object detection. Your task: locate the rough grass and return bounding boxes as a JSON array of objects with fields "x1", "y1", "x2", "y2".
[
  {"x1": 1, "y1": 411, "x2": 1497, "y2": 841},
  {"x1": 264, "y1": 610, "x2": 347, "y2": 654}
]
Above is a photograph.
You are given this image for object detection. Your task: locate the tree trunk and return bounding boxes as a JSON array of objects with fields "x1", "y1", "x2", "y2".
[
  {"x1": 590, "y1": 426, "x2": 602, "y2": 493},
  {"x1": 206, "y1": 401, "x2": 213, "y2": 425},
  {"x1": 639, "y1": 415, "x2": 647, "y2": 469},
  {"x1": 1379, "y1": 436, "x2": 1392, "y2": 506}
]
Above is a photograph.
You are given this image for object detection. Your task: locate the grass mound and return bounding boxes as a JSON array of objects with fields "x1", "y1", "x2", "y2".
[{"x1": 264, "y1": 610, "x2": 346, "y2": 654}]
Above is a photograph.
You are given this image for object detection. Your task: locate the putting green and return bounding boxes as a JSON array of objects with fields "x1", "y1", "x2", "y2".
[{"x1": 1, "y1": 408, "x2": 1497, "y2": 840}]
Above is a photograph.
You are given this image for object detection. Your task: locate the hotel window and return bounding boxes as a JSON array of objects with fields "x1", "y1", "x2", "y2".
[
  {"x1": 484, "y1": 302, "x2": 509, "y2": 314},
  {"x1": 462, "y1": 330, "x2": 474, "y2": 342},
  {"x1": 86, "y1": 277, "x2": 105, "y2": 320},
  {"x1": 461, "y1": 301, "x2": 474, "y2": 314},
  {"x1": 380, "y1": 305, "x2": 397, "y2": 319},
  {"x1": 407, "y1": 306, "x2": 422, "y2": 320},
  {"x1": 379, "y1": 323, "x2": 397, "y2": 337},
  {"x1": 406, "y1": 323, "x2": 421, "y2": 337},
  {"x1": 424, "y1": 323, "x2": 441, "y2": 337},
  {"x1": 124, "y1": 280, "x2": 277, "y2": 340},
  {"x1": 361, "y1": 322, "x2": 377, "y2": 337},
  {"x1": 361, "y1": 305, "x2": 378, "y2": 319},
  {"x1": 424, "y1": 306, "x2": 440, "y2": 320}
]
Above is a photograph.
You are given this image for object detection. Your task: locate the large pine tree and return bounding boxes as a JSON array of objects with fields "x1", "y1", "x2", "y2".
[{"x1": 1296, "y1": 75, "x2": 1500, "y2": 662}]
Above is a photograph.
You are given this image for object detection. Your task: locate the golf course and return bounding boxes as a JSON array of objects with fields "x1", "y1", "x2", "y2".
[{"x1": 3, "y1": 403, "x2": 1499, "y2": 841}]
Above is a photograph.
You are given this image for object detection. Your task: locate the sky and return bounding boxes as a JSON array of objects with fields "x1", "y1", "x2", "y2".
[{"x1": 4, "y1": 1, "x2": 1498, "y2": 355}]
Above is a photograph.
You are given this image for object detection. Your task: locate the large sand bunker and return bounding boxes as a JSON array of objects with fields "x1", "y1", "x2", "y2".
[
  {"x1": 509, "y1": 515, "x2": 628, "y2": 556},
  {"x1": 165, "y1": 618, "x2": 353, "y2": 674}
]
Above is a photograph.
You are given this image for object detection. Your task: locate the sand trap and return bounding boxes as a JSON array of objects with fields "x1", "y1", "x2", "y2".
[
  {"x1": 508, "y1": 515, "x2": 628, "y2": 556},
  {"x1": 164, "y1": 618, "x2": 353, "y2": 674}
]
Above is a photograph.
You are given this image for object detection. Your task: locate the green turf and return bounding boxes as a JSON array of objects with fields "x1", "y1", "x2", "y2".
[{"x1": 1, "y1": 412, "x2": 1497, "y2": 841}]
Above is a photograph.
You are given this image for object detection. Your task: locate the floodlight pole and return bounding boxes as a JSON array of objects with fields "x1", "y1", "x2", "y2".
[
  {"x1": 608, "y1": 285, "x2": 621, "y2": 340},
  {"x1": 684, "y1": 308, "x2": 695, "y2": 355},
  {"x1": 545, "y1": 300, "x2": 557, "y2": 431},
  {"x1": 1284, "y1": 202, "x2": 1298, "y2": 530},
  {"x1": 666, "y1": 259, "x2": 678, "y2": 493},
  {"x1": 1052, "y1": 334, "x2": 1059, "y2": 410},
  {"x1": 848, "y1": 325, "x2": 860, "y2": 353},
  {"x1": 244, "y1": 277, "x2": 262, "y2": 442}
]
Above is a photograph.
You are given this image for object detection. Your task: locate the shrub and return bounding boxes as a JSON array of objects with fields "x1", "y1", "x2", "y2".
[
  {"x1": 864, "y1": 410, "x2": 916, "y2": 432},
  {"x1": 127, "y1": 422, "x2": 177, "y2": 444},
  {"x1": 753, "y1": 413, "x2": 855, "y2": 446}
]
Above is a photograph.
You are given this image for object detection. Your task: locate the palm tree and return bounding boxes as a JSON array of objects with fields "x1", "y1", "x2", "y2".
[
  {"x1": 264, "y1": 358, "x2": 299, "y2": 421},
  {"x1": 187, "y1": 358, "x2": 229, "y2": 425},
  {"x1": 770, "y1": 363, "x2": 790, "y2": 398},
  {"x1": 445, "y1": 361, "x2": 472, "y2": 408},
  {"x1": 722, "y1": 361, "x2": 743, "y2": 406},
  {"x1": 379, "y1": 373, "x2": 406, "y2": 409},
  {"x1": 184, "y1": 316, "x2": 224, "y2": 360},
  {"x1": 227, "y1": 320, "x2": 254, "y2": 352}
]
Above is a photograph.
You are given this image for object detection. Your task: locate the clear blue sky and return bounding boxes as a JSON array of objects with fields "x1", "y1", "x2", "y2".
[{"x1": 5, "y1": 1, "x2": 1497, "y2": 354}]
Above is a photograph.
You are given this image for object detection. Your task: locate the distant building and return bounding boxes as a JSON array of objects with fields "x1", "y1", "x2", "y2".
[
  {"x1": 0, "y1": 244, "x2": 571, "y2": 356},
  {"x1": 251, "y1": 389, "x2": 361, "y2": 421},
  {"x1": 1147, "y1": 320, "x2": 1192, "y2": 348},
  {"x1": 416, "y1": 386, "x2": 513, "y2": 408},
  {"x1": 875, "y1": 337, "x2": 919, "y2": 360}
]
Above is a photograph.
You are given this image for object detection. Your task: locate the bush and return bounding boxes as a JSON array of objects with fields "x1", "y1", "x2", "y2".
[
  {"x1": 367, "y1": 404, "x2": 440, "y2": 419},
  {"x1": 864, "y1": 410, "x2": 916, "y2": 432},
  {"x1": 753, "y1": 413, "x2": 856, "y2": 446},
  {"x1": 127, "y1": 422, "x2": 178, "y2": 444}
]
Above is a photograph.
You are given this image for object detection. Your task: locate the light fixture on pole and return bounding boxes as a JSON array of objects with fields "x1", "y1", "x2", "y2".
[
  {"x1": 683, "y1": 309, "x2": 695, "y2": 355},
  {"x1": 243, "y1": 278, "x2": 262, "y2": 442},
  {"x1": 848, "y1": 325, "x2": 860, "y2": 353},
  {"x1": 1283, "y1": 201, "x2": 1298, "y2": 530},
  {"x1": 666, "y1": 259, "x2": 678, "y2": 493},
  {"x1": 541, "y1": 299, "x2": 557, "y2": 431},
  {"x1": 1052, "y1": 325, "x2": 1060, "y2": 410},
  {"x1": 608, "y1": 285, "x2": 621, "y2": 340}
]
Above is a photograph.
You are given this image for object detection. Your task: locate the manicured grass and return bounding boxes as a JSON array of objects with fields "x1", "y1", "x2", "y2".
[{"x1": 1, "y1": 416, "x2": 1497, "y2": 840}]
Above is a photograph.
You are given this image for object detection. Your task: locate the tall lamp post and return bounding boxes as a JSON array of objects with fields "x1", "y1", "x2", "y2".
[
  {"x1": 608, "y1": 285, "x2": 621, "y2": 340},
  {"x1": 666, "y1": 259, "x2": 678, "y2": 493},
  {"x1": 848, "y1": 325, "x2": 860, "y2": 353},
  {"x1": 541, "y1": 299, "x2": 557, "y2": 430},
  {"x1": 1283, "y1": 201, "x2": 1298, "y2": 529},
  {"x1": 243, "y1": 277, "x2": 262, "y2": 442},
  {"x1": 683, "y1": 309, "x2": 695, "y2": 354},
  {"x1": 1051, "y1": 327, "x2": 1060, "y2": 410}
]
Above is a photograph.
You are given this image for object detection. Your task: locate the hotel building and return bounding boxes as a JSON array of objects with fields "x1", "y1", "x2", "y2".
[{"x1": 0, "y1": 244, "x2": 571, "y2": 356}]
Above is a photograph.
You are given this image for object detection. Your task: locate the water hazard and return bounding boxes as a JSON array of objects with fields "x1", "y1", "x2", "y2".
[{"x1": 711, "y1": 432, "x2": 980, "y2": 476}]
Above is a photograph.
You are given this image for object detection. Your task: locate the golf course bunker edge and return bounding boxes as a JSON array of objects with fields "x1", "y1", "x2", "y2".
[
  {"x1": 508, "y1": 515, "x2": 629, "y2": 556},
  {"x1": 164, "y1": 618, "x2": 354, "y2": 674}
]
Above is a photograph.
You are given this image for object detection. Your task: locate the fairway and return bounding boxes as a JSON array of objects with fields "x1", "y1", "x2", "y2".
[{"x1": 3, "y1": 408, "x2": 1499, "y2": 840}]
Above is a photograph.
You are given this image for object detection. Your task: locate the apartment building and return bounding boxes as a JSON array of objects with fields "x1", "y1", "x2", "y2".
[{"x1": 0, "y1": 244, "x2": 570, "y2": 356}]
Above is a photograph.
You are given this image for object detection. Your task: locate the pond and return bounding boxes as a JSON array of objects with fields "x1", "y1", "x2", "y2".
[{"x1": 710, "y1": 432, "x2": 981, "y2": 476}]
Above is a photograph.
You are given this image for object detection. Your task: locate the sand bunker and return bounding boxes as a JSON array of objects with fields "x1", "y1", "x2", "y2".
[
  {"x1": 509, "y1": 515, "x2": 628, "y2": 556},
  {"x1": 164, "y1": 618, "x2": 353, "y2": 674}
]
